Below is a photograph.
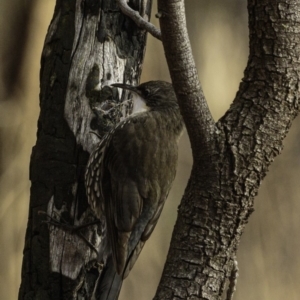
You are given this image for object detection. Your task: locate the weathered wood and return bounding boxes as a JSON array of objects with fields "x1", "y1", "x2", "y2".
[{"x1": 19, "y1": 0, "x2": 151, "y2": 299}]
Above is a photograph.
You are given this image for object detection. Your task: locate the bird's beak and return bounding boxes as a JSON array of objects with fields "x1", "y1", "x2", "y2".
[
  {"x1": 111, "y1": 83, "x2": 140, "y2": 94},
  {"x1": 111, "y1": 83, "x2": 148, "y2": 114}
]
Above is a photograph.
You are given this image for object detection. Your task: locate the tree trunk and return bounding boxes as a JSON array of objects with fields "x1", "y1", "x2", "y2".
[
  {"x1": 154, "y1": 0, "x2": 300, "y2": 299},
  {"x1": 18, "y1": 0, "x2": 151, "y2": 298}
]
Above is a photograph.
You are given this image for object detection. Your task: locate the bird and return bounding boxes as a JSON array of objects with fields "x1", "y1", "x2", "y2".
[{"x1": 85, "y1": 80, "x2": 184, "y2": 300}]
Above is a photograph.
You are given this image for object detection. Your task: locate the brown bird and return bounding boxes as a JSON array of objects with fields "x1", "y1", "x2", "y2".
[{"x1": 85, "y1": 81, "x2": 184, "y2": 300}]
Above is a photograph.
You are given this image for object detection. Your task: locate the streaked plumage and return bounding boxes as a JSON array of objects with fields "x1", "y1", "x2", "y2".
[{"x1": 85, "y1": 81, "x2": 184, "y2": 300}]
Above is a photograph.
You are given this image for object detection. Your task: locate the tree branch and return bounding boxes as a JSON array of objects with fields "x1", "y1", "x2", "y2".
[
  {"x1": 158, "y1": 0, "x2": 215, "y2": 162},
  {"x1": 154, "y1": 0, "x2": 300, "y2": 299},
  {"x1": 217, "y1": 0, "x2": 300, "y2": 203},
  {"x1": 116, "y1": 0, "x2": 161, "y2": 40}
]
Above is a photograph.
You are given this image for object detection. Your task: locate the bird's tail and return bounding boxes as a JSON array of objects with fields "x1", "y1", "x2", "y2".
[{"x1": 95, "y1": 257, "x2": 123, "y2": 300}]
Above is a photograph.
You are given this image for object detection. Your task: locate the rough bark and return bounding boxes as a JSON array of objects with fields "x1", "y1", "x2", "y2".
[
  {"x1": 18, "y1": 0, "x2": 151, "y2": 299},
  {"x1": 155, "y1": 0, "x2": 300, "y2": 299}
]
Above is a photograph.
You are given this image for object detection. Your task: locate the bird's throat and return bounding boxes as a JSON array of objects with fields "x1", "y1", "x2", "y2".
[{"x1": 131, "y1": 94, "x2": 149, "y2": 115}]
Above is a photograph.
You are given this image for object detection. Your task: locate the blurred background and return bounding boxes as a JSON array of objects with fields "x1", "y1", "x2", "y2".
[{"x1": 1, "y1": 0, "x2": 300, "y2": 299}]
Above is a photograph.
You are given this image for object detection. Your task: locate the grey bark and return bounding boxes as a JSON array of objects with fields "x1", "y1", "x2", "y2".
[
  {"x1": 154, "y1": 0, "x2": 300, "y2": 299},
  {"x1": 19, "y1": 0, "x2": 151, "y2": 299}
]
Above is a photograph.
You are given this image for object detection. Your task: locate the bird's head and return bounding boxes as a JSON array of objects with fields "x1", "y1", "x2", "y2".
[{"x1": 111, "y1": 80, "x2": 178, "y2": 113}]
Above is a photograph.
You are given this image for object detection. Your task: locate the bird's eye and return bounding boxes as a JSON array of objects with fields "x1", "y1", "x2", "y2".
[{"x1": 144, "y1": 88, "x2": 150, "y2": 97}]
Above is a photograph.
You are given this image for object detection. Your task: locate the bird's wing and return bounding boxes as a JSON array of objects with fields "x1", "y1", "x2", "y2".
[
  {"x1": 103, "y1": 115, "x2": 177, "y2": 277},
  {"x1": 87, "y1": 115, "x2": 177, "y2": 277},
  {"x1": 101, "y1": 118, "x2": 147, "y2": 276},
  {"x1": 122, "y1": 194, "x2": 167, "y2": 278},
  {"x1": 110, "y1": 176, "x2": 143, "y2": 275},
  {"x1": 85, "y1": 126, "x2": 139, "y2": 274}
]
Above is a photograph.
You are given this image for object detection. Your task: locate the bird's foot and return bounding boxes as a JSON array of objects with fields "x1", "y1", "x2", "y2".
[{"x1": 38, "y1": 210, "x2": 100, "y2": 255}]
